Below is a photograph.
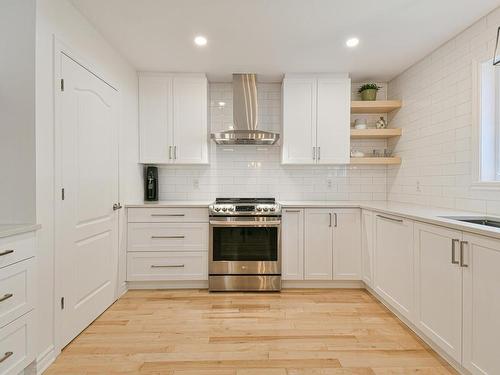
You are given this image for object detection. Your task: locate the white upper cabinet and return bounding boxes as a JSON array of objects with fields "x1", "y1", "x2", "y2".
[
  {"x1": 282, "y1": 74, "x2": 350, "y2": 165},
  {"x1": 462, "y1": 233, "x2": 500, "y2": 375},
  {"x1": 281, "y1": 78, "x2": 317, "y2": 164},
  {"x1": 316, "y1": 78, "x2": 350, "y2": 164},
  {"x1": 139, "y1": 73, "x2": 208, "y2": 164}
]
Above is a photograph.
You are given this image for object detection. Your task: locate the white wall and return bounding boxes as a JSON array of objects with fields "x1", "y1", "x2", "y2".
[
  {"x1": 36, "y1": 0, "x2": 141, "y2": 367},
  {"x1": 388, "y1": 6, "x2": 500, "y2": 215},
  {"x1": 0, "y1": 0, "x2": 36, "y2": 224},
  {"x1": 157, "y1": 83, "x2": 388, "y2": 201}
]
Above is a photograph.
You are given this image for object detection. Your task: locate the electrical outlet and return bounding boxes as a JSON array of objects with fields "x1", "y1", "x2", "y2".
[
  {"x1": 416, "y1": 180, "x2": 421, "y2": 192},
  {"x1": 326, "y1": 178, "x2": 333, "y2": 189},
  {"x1": 193, "y1": 178, "x2": 199, "y2": 189}
]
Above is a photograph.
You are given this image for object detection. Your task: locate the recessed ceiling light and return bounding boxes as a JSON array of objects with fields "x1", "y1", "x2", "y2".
[
  {"x1": 194, "y1": 36, "x2": 207, "y2": 46},
  {"x1": 346, "y1": 37, "x2": 359, "y2": 48}
]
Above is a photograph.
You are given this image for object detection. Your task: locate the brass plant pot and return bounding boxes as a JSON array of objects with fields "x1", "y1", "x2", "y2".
[{"x1": 360, "y1": 89, "x2": 378, "y2": 101}]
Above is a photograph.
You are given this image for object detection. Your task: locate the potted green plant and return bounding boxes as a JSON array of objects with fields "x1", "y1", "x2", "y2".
[{"x1": 358, "y1": 83, "x2": 381, "y2": 101}]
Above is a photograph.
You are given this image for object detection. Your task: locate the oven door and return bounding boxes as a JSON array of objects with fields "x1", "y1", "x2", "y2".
[{"x1": 209, "y1": 216, "x2": 281, "y2": 275}]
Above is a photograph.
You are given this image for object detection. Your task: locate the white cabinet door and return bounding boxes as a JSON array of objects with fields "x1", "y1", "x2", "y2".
[
  {"x1": 304, "y1": 209, "x2": 333, "y2": 280},
  {"x1": 316, "y1": 78, "x2": 350, "y2": 164},
  {"x1": 414, "y1": 223, "x2": 462, "y2": 362},
  {"x1": 282, "y1": 209, "x2": 304, "y2": 280},
  {"x1": 281, "y1": 78, "x2": 317, "y2": 164},
  {"x1": 463, "y1": 233, "x2": 500, "y2": 375},
  {"x1": 172, "y1": 76, "x2": 208, "y2": 164},
  {"x1": 139, "y1": 74, "x2": 172, "y2": 163},
  {"x1": 374, "y1": 213, "x2": 415, "y2": 321},
  {"x1": 361, "y1": 210, "x2": 374, "y2": 287},
  {"x1": 332, "y1": 209, "x2": 361, "y2": 280}
]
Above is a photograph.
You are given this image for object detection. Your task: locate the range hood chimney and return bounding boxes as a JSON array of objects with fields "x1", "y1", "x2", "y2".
[{"x1": 211, "y1": 74, "x2": 279, "y2": 145}]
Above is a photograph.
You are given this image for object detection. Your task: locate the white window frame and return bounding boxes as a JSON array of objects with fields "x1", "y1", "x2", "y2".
[{"x1": 472, "y1": 58, "x2": 500, "y2": 190}]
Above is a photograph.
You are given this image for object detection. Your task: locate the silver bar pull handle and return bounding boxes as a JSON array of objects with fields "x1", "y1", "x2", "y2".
[
  {"x1": 151, "y1": 235, "x2": 185, "y2": 239},
  {"x1": 174, "y1": 146, "x2": 177, "y2": 160},
  {"x1": 334, "y1": 212, "x2": 338, "y2": 227},
  {"x1": 151, "y1": 264, "x2": 184, "y2": 268},
  {"x1": 169, "y1": 146, "x2": 172, "y2": 160},
  {"x1": 460, "y1": 241, "x2": 469, "y2": 267},
  {"x1": 285, "y1": 210, "x2": 301, "y2": 213},
  {"x1": 151, "y1": 214, "x2": 185, "y2": 217},
  {"x1": 451, "y1": 239, "x2": 460, "y2": 264},
  {"x1": 0, "y1": 293, "x2": 13, "y2": 303},
  {"x1": 318, "y1": 147, "x2": 321, "y2": 161},
  {"x1": 312, "y1": 147, "x2": 316, "y2": 161},
  {"x1": 0, "y1": 352, "x2": 13, "y2": 364},
  {"x1": 329, "y1": 213, "x2": 332, "y2": 227},
  {"x1": 0, "y1": 249, "x2": 14, "y2": 257},
  {"x1": 376, "y1": 214, "x2": 404, "y2": 223}
]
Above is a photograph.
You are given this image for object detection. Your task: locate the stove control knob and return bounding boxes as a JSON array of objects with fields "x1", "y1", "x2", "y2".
[
  {"x1": 222, "y1": 207, "x2": 227, "y2": 212},
  {"x1": 270, "y1": 207, "x2": 275, "y2": 211},
  {"x1": 263, "y1": 207, "x2": 269, "y2": 212},
  {"x1": 215, "y1": 207, "x2": 220, "y2": 212},
  {"x1": 257, "y1": 207, "x2": 262, "y2": 211}
]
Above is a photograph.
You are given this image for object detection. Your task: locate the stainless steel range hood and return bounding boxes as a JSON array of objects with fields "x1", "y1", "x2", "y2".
[{"x1": 211, "y1": 74, "x2": 279, "y2": 145}]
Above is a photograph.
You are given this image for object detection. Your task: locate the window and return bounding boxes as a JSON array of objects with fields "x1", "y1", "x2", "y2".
[{"x1": 475, "y1": 59, "x2": 500, "y2": 186}]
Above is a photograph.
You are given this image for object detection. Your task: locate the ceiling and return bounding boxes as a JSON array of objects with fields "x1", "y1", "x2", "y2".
[{"x1": 71, "y1": 0, "x2": 500, "y2": 82}]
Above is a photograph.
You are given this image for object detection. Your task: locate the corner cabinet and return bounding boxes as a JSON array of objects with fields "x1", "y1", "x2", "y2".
[
  {"x1": 139, "y1": 73, "x2": 208, "y2": 164},
  {"x1": 281, "y1": 75, "x2": 350, "y2": 165}
]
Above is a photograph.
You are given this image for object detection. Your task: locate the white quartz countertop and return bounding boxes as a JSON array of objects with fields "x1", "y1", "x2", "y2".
[
  {"x1": 126, "y1": 201, "x2": 213, "y2": 208},
  {"x1": 124, "y1": 200, "x2": 500, "y2": 240},
  {"x1": 0, "y1": 224, "x2": 41, "y2": 239}
]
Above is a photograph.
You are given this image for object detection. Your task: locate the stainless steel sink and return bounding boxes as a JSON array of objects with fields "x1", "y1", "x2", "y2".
[{"x1": 441, "y1": 216, "x2": 500, "y2": 229}]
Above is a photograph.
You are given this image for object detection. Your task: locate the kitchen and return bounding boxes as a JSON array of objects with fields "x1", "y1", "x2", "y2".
[{"x1": 2, "y1": 0, "x2": 500, "y2": 374}]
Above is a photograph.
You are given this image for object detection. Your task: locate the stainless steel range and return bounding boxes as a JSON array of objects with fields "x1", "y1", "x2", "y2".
[{"x1": 209, "y1": 198, "x2": 281, "y2": 291}]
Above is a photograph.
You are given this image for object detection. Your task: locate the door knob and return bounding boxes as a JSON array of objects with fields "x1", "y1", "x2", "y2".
[{"x1": 113, "y1": 203, "x2": 123, "y2": 211}]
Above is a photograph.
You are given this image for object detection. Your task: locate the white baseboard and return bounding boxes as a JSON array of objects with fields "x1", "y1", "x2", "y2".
[
  {"x1": 364, "y1": 285, "x2": 469, "y2": 375},
  {"x1": 127, "y1": 280, "x2": 209, "y2": 289},
  {"x1": 116, "y1": 281, "x2": 128, "y2": 298},
  {"x1": 282, "y1": 280, "x2": 364, "y2": 288},
  {"x1": 35, "y1": 345, "x2": 56, "y2": 374}
]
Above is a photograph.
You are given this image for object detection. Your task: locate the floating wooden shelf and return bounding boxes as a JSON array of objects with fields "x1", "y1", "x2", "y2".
[
  {"x1": 351, "y1": 100, "x2": 402, "y2": 114},
  {"x1": 350, "y1": 128, "x2": 402, "y2": 139},
  {"x1": 350, "y1": 157, "x2": 401, "y2": 165}
]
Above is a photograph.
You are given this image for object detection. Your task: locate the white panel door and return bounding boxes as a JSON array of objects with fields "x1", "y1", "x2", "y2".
[
  {"x1": 172, "y1": 76, "x2": 208, "y2": 164},
  {"x1": 139, "y1": 74, "x2": 173, "y2": 163},
  {"x1": 304, "y1": 209, "x2": 333, "y2": 280},
  {"x1": 374, "y1": 213, "x2": 414, "y2": 321},
  {"x1": 316, "y1": 78, "x2": 350, "y2": 164},
  {"x1": 361, "y1": 210, "x2": 374, "y2": 287},
  {"x1": 332, "y1": 209, "x2": 361, "y2": 280},
  {"x1": 414, "y1": 223, "x2": 462, "y2": 362},
  {"x1": 463, "y1": 233, "x2": 500, "y2": 375},
  {"x1": 59, "y1": 54, "x2": 119, "y2": 348},
  {"x1": 282, "y1": 78, "x2": 317, "y2": 164},
  {"x1": 281, "y1": 209, "x2": 304, "y2": 280}
]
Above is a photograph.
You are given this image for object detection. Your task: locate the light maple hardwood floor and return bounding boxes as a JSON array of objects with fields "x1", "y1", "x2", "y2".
[{"x1": 45, "y1": 289, "x2": 457, "y2": 375}]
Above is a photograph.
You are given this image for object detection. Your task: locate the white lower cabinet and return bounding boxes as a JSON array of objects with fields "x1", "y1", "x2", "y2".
[
  {"x1": 303, "y1": 208, "x2": 361, "y2": 280},
  {"x1": 374, "y1": 212, "x2": 415, "y2": 321},
  {"x1": 414, "y1": 223, "x2": 463, "y2": 362},
  {"x1": 333, "y1": 209, "x2": 361, "y2": 280},
  {"x1": 304, "y1": 209, "x2": 333, "y2": 279},
  {"x1": 462, "y1": 233, "x2": 500, "y2": 375},
  {"x1": 0, "y1": 312, "x2": 34, "y2": 375},
  {"x1": 281, "y1": 209, "x2": 304, "y2": 280},
  {"x1": 361, "y1": 209, "x2": 374, "y2": 287}
]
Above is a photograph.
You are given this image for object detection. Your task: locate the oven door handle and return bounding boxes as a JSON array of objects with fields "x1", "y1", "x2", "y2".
[{"x1": 209, "y1": 220, "x2": 281, "y2": 226}]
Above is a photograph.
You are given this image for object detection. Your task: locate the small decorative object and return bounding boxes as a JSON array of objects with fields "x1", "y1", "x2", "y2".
[
  {"x1": 383, "y1": 149, "x2": 393, "y2": 157},
  {"x1": 494, "y1": 26, "x2": 500, "y2": 65},
  {"x1": 358, "y1": 83, "x2": 381, "y2": 101},
  {"x1": 376, "y1": 116, "x2": 387, "y2": 129},
  {"x1": 350, "y1": 150, "x2": 365, "y2": 158},
  {"x1": 372, "y1": 149, "x2": 382, "y2": 157},
  {"x1": 354, "y1": 119, "x2": 367, "y2": 129}
]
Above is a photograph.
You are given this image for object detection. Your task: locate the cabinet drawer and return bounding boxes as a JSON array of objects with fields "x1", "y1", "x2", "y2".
[
  {"x1": 128, "y1": 223, "x2": 208, "y2": 252},
  {"x1": 0, "y1": 312, "x2": 34, "y2": 375},
  {"x1": 0, "y1": 232, "x2": 35, "y2": 270},
  {"x1": 127, "y1": 252, "x2": 208, "y2": 281},
  {"x1": 128, "y1": 207, "x2": 209, "y2": 223},
  {"x1": 0, "y1": 258, "x2": 34, "y2": 328}
]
